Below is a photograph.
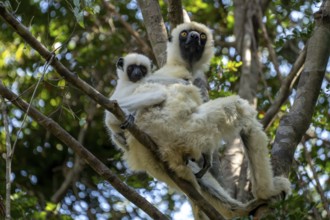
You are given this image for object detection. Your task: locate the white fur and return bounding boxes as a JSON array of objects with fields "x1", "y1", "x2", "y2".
[
  {"x1": 104, "y1": 53, "x2": 155, "y2": 151},
  {"x1": 105, "y1": 23, "x2": 291, "y2": 219},
  {"x1": 122, "y1": 81, "x2": 291, "y2": 218}
]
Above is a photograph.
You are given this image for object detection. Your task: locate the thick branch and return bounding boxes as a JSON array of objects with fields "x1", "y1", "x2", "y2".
[
  {"x1": 167, "y1": 0, "x2": 183, "y2": 29},
  {"x1": 271, "y1": 4, "x2": 330, "y2": 177},
  {"x1": 235, "y1": 0, "x2": 260, "y2": 106},
  {"x1": 261, "y1": 47, "x2": 306, "y2": 129},
  {"x1": 0, "y1": 5, "x2": 223, "y2": 219},
  {"x1": 137, "y1": 0, "x2": 168, "y2": 67},
  {"x1": 0, "y1": 82, "x2": 168, "y2": 220},
  {"x1": 1, "y1": 98, "x2": 12, "y2": 220}
]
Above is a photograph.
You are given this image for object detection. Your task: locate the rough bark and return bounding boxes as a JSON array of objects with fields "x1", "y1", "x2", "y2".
[
  {"x1": 167, "y1": 0, "x2": 183, "y2": 30},
  {"x1": 235, "y1": 0, "x2": 260, "y2": 106},
  {"x1": 219, "y1": 138, "x2": 245, "y2": 198},
  {"x1": 136, "y1": 0, "x2": 168, "y2": 67},
  {"x1": 271, "y1": 2, "x2": 330, "y2": 177},
  {"x1": 1, "y1": 99, "x2": 12, "y2": 220}
]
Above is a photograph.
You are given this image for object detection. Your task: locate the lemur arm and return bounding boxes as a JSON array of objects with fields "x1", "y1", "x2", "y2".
[{"x1": 117, "y1": 90, "x2": 167, "y2": 112}]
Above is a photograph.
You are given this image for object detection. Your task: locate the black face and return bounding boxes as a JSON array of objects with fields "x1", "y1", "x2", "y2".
[
  {"x1": 178, "y1": 29, "x2": 207, "y2": 66},
  {"x1": 126, "y1": 64, "x2": 148, "y2": 82},
  {"x1": 116, "y1": 57, "x2": 148, "y2": 82}
]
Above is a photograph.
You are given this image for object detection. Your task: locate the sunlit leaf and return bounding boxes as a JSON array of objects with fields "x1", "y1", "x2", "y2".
[{"x1": 57, "y1": 79, "x2": 66, "y2": 89}]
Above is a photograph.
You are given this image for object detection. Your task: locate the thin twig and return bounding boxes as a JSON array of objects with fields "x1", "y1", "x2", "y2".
[
  {"x1": 51, "y1": 155, "x2": 84, "y2": 203},
  {"x1": 256, "y1": 4, "x2": 282, "y2": 82},
  {"x1": 295, "y1": 163, "x2": 323, "y2": 220},
  {"x1": 51, "y1": 81, "x2": 101, "y2": 203},
  {"x1": 303, "y1": 142, "x2": 330, "y2": 218},
  {"x1": 11, "y1": 54, "x2": 55, "y2": 156},
  {"x1": 261, "y1": 47, "x2": 306, "y2": 129},
  {"x1": 1, "y1": 98, "x2": 12, "y2": 220}
]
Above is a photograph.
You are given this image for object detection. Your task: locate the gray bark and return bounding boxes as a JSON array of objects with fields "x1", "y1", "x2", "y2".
[
  {"x1": 137, "y1": 0, "x2": 168, "y2": 67},
  {"x1": 167, "y1": 0, "x2": 184, "y2": 30}
]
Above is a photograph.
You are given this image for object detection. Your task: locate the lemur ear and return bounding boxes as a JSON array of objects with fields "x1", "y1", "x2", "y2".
[{"x1": 116, "y1": 57, "x2": 124, "y2": 70}]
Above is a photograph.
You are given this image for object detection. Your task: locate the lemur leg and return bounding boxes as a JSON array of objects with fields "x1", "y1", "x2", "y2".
[
  {"x1": 240, "y1": 121, "x2": 291, "y2": 199},
  {"x1": 193, "y1": 95, "x2": 291, "y2": 199}
]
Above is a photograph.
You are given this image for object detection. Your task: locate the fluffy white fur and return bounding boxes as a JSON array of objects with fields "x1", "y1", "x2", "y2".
[
  {"x1": 105, "y1": 23, "x2": 291, "y2": 219},
  {"x1": 121, "y1": 81, "x2": 291, "y2": 218},
  {"x1": 105, "y1": 53, "x2": 162, "y2": 151}
]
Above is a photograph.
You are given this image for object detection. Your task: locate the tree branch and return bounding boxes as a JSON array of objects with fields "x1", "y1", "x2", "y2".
[
  {"x1": 1, "y1": 98, "x2": 12, "y2": 220},
  {"x1": 256, "y1": 4, "x2": 282, "y2": 82},
  {"x1": 271, "y1": 1, "x2": 330, "y2": 177},
  {"x1": 137, "y1": 0, "x2": 168, "y2": 67},
  {"x1": 235, "y1": 0, "x2": 260, "y2": 106},
  {"x1": 51, "y1": 155, "x2": 84, "y2": 203},
  {"x1": 261, "y1": 47, "x2": 306, "y2": 129},
  {"x1": 167, "y1": 0, "x2": 183, "y2": 30},
  {"x1": 295, "y1": 164, "x2": 323, "y2": 220},
  {"x1": 0, "y1": 82, "x2": 168, "y2": 220},
  {"x1": 0, "y1": 4, "x2": 224, "y2": 219}
]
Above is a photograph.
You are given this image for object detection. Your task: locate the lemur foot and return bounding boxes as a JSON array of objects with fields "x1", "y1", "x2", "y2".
[
  {"x1": 120, "y1": 114, "x2": 135, "y2": 129},
  {"x1": 194, "y1": 154, "x2": 211, "y2": 178}
]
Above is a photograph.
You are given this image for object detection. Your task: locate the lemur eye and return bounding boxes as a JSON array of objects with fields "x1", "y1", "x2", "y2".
[
  {"x1": 140, "y1": 66, "x2": 147, "y2": 74},
  {"x1": 127, "y1": 65, "x2": 133, "y2": 73},
  {"x1": 200, "y1": 33, "x2": 207, "y2": 40},
  {"x1": 180, "y1": 31, "x2": 188, "y2": 38}
]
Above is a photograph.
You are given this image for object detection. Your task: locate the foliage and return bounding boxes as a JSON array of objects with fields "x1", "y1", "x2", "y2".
[{"x1": 0, "y1": 0, "x2": 329, "y2": 219}]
